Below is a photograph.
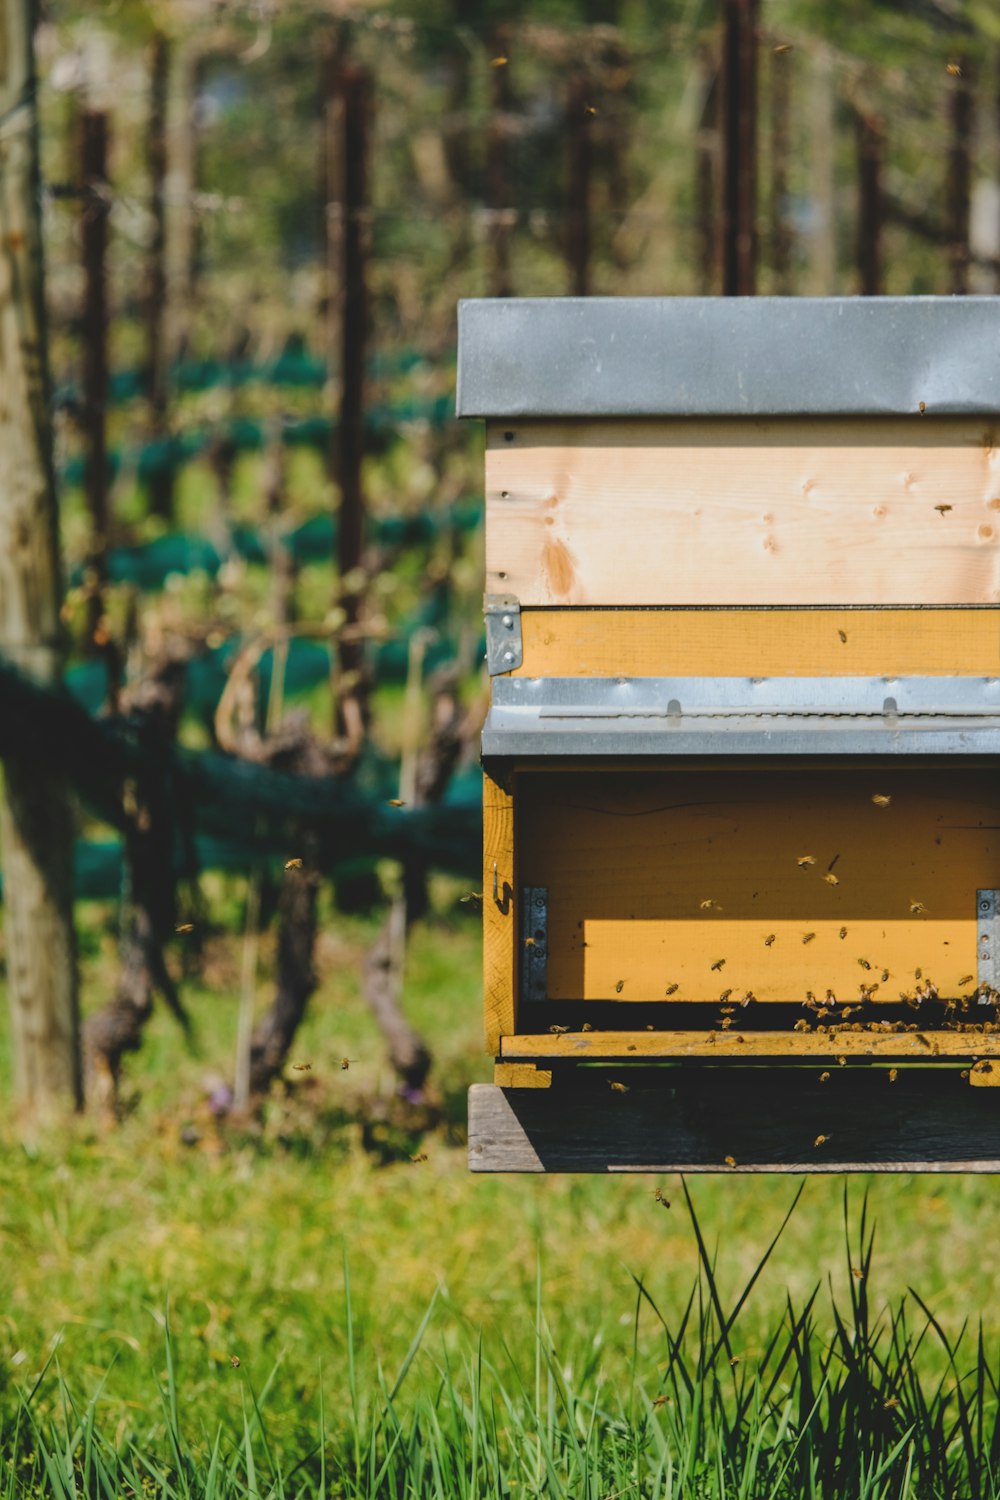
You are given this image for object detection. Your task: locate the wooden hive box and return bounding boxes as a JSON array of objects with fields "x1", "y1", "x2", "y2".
[{"x1": 459, "y1": 296, "x2": 1000, "y2": 1172}]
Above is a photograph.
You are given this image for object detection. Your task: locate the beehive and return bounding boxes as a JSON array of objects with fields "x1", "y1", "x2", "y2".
[{"x1": 459, "y1": 296, "x2": 1000, "y2": 1172}]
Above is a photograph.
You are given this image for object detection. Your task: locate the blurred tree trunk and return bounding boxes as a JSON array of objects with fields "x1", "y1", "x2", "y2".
[{"x1": 0, "y1": 0, "x2": 82, "y2": 1122}]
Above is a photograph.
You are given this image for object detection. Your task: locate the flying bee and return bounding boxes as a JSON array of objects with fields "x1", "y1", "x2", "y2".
[
  {"x1": 946, "y1": 61, "x2": 962, "y2": 75},
  {"x1": 883, "y1": 1398, "x2": 901, "y2": 1411},
  {"x1": 711, "y1": 958, "x2": 726, "y2": 972},
  {"x1": 773, "y1": 41, "x2": 794, "y2": 54},
  {"x1": 387, "y1": 799, "x2": 406, "y2": 808},
  {"x1": 291, "y1": 1061, "x2": 311, "y2": 1071},
  {"x1": 838, "y1": 1056, "x2": 847, "y2": 1066},
  {"x1": 872, "y1": 794, "x2": 892, "y2": 808},
  {"x1": 764, "y1": 934, "x2": 776, "y2": 947},
  {"x1": 794, "y1": 1018, "x2": 810, "y2": 1032},
  {"x1": 341, "y1": 1058, "x2": 350, "y2": 1071},
  {"x1": 919, "y1": 401, "x2": 927, "y2": 414},
  {"x1": 851, "y1": 1266, "x2": 864, "y2": 1280},
  {"x1": 460, "y1": 892, "x2": 484, "y2": 912},
  {"x1": 881, "y1": 970, "x2": 890, "y2": 983},
  {"x1": 490, "y1": 54, "x2": 509, "y2": 67},
  {"x1": 230, "y1": 1356, "x2": 241, "y2": 1368},
  {"x1": 720, "y1": 1017, "x2": 733, "y2": 1029},
  {"x1": 175, "y1": 923, "x2": 194, "y2": 934},
  {"x1": 813, "y1": 1134, "x2": 830, "y2": 1148},
  {"x1": 802, "y1": 932, "x2": 816, "y2": 945},
  {"x1": 824, "y1": 873, "x2": 840, "y2": 886},
  {"x1": 729, "y1": 1356, "x2": 740, "y2": 1368},
  {"x1": 819, "y1": 1070, "x2": 831, "y2": 1082},
  {"x1": 700, "y1": 898, "x2": 721, "y2": 911},
  {"x1": 719, "y1": 989, "x2": 733, "y2": 1003},
  {"x1": 548, "y1": 1024, "x2": 569, "y2": 1034},
  {"x1": 909, "y1": 901, "x2": 927, "y2": 915},
  {"x1": 581, "y1": 1022, "x2": 593, "y2": 1032},
  {"x1": 609, "y1": 1080, "x2": 630, "y2": 1094},
  {"x1": 797, "y1": 855, "x2": 816, "y2": 868},
  {"x1": 284, "y1": 857, "x2": 303, "y2": 870},
  {"x1": 724, "y1": 1154, "x2": 737, "y2": 1167},
  {"x1": 888, "y1": 1068, "x2": 898, "y2": 1082},
  {"x1": 915, "y1": 968, "x2": 923, "y2": 981},
  {"x1": 959, "y1": 975, "x2": 975, "y2": 987},
  {"x1": 838, "y1": 629, "x2": 848, "y2": 643},
  {"x1": 411, "y1": 1152, "x2": 428, "y2": 1163},
  {"x1": 654, "y1": 1189, "x2": 670, "y2": 1207},
  {"x1": 934, "y1": 504, "x2": 952, "y2": 516}
]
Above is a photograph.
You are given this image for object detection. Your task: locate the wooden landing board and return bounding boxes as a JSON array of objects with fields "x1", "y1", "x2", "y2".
[
  {"x1": 514, "y1": 608, "x2": 1000, "y2": 679},
  {"x1": 486, "y1": 419, "x2": 1000, "y2": 606},
  {"x1": 500, "y1": 1031, "x2": 1000, "y2": 1063},
  {"x1": 468, "y1": 1072, "x2": 1000, "y2": 1172},
  {"x1": 517, "y1": 766, "x2": 1000, "y2": 1004}
]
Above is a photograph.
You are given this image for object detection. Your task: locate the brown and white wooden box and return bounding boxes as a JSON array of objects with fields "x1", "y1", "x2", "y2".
[{"x1": 458, "y1": 296, "x2": 1000, "y2": 1172}]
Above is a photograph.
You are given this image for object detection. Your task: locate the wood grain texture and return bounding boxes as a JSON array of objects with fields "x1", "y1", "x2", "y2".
[
  {"x1": 483, "y1": 768, "x2": 516, "y2": 1053},
  {"x1": 500, "y1": 1030, "x2": 1000, "y2": 1062},
  {"x1": 515, "y1": 607, "x2": 1000, "y2": 678},
  {"x1": 494, "y1": 1062, "x2": 552, "y2": 1088},
  {"x1": 486, "y1": 419, "x2": 1000, "y2": 606},
  {"x1": 518, "y1": 766, "x2": 1000, "y2": 1003},
  {"x1": 468, "y1": 1071, "x2": 1000, "y2": 1172}
]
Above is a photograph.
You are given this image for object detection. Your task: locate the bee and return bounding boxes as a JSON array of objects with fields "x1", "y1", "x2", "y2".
[
  {"x1": 291, "y1": 1061, "x2": 312, "y2": 1071},
  {"x1": 230, "y1": 1355, "x2": 241, "y2": 1368},
  {"x1": 724, "y1": 1154, "x2": 737, "y2": 1167},
  {"x1": 915, "y1": 968, "x2": 923, "y2": 981},
  {"x1": 720, "y1": 1016, "x2": 733, "y2": 1030},
  {"x1": 841, "y1": 1004, "x2": 860, "y2": 1019},
  {"x1": 889, "y1": 1068, "x2": 898, "y2": 1082},
  {"x1": 584, "y1": 103, "x2": 598, "y2": 116},
  {"x1": 341, "y1": 1058, "x2": 350, "y2": 1071},
  {"x1": 609, "y1": 1080, "x2": 630, "y2": 1094},
  {"x1": 284, "y1": 857, "x2": 303, "y2": 870},
  {"x1": 524, "y1": 936, "x2": 536, "y2": 948},
  {"x1": 823, "y1": 873, "x2": 840, "y2": 886},
  {"x1": 802, "y1": 932, "x2": 816, "y2": 944},
  {"x1": 719, "y1": 989, "x2": 733, "y2": 1003},
  {"x1": 961, "y1": 1069, "x2": 970, "y2": 1080},
  {"x1": 909, "y1": 902, "x2": 926, "y2": 915},
  {"x1": 919, "y1": 401, "x2": 927, "y2": 414},
  {"x1": 627, "y1": 1044, "x2": 637, "y2": 1051},
  {"x1": 581, "y1": 1022, "x2": 593, "y2": 1032},
  {"x1": 387, "y1": 798, "x2": 406, "y2": 808},
  {"x1": 652, "y1": 1394, "x2": 667, "y2": 1407},
  {"x1": 460, "y1": 892, "x2": 484, "y2": 912},
  {"x1": 883, "y1": 1397, "x2": 901, "y2": 1411},
  {"x1": 548, "y1": 1024, "x2": 569, "y2": 1034},
  {"x1": 700, "y1": 898, "x2": 721, "y2": 911},
  {"x1": 773, "y1": 41, "x2": 793, "y2": 53},
  {"x1": 615, "y1": 980, "x2": 625, "y2": 993},
  {"x1": 838, "y1": 1056, "x2": 847, "y2": 1066},
  {"x1": 813, "y1": 1134, "x2": 830, "y2": 1147},
  {"x1": 711, "y1": 958, "x2": 726, "y2": 972},
  {"x1": 858, "y1": 958, "x2": 872, "y2": 971},
  {"x1": 490, "y1": 54, "x2": 509, "y2": 66},
  {"x1": 794, "y1": 1018, "x2": 809, "y2": 1032},
  {"x1": 728, "y1": 1356, "x2": 740, "y2": 1368},
  {"x1": 838, "y1": 629, "x2": 848, "y2": 643},
  {"x1": 872, "y1": 794, "x2": 892, "y2": 808},
  {"x1": 851, "y1": 1266, "x2": 864, "y2": 1280},
  {"x1": 934, "y1": 504, "x2": 952, "y2": 516},
  {"x1": 665, "y1": 983, "x2": 679, "y2": 996},
  {"x1": 764, "y1": 934, "x2": 776, "y2": 947},
  {"x1": 839, "y1": 927, "x2": 848, "y2": 940},
  {"x1": 881, "y1": 970, "x2": 890, "y2": 983},
  {"x1": 797, "y1": 855, "x2": 816, "y2": 867},
  {"x1": 654, "y1": 1189, "x2": 670, "y2": 1207},
  {"x1": 819, "y1": 1070, "x2": 830, "y2": 1082},
  {"x1": 915, "y1": 1033, "x2": 932, "y2": 1048},
  {"x1": 946, "y1": 61, "x2": 962, "y2": 75},
  {"x1": 175, "y1": 923, "x2": 194, "y2": 934},
  {"x1": 959, "y1": 975, "x2": 975, "y2": 987},
  {"x1": 410, "y1": 1152, "x2": 428, "y2": 1163}
]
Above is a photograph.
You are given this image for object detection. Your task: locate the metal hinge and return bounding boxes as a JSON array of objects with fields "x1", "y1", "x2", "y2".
[
  {"x1": 520, "y1": 886, "x2": 548, "y2": 1002},
  {"x1": 978, "y1": 889, "x2": 1000, "y2": 998},
  {"x1": 484, "y1": 594, "x2": 522, "y2": 675}
]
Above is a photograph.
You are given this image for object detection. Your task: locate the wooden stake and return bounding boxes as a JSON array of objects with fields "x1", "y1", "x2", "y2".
[
  {"x1": 721, "y1": 0, "x2": 758, "y2": 295},
  {"x1": 948, "y1": 54, "x2": 973, "y2": 296},
  {"x1": 855, "y1": 108, "x2": 883, "y2": 296},
  {"x1": 486, "y1": 25, "x2": 513, "y2": 298},
  {"x1": 566, "y1": 73, "x2": 593, "y2": 296},
  {"x1": 0, "y1": 0, "x2": 81, "y2": 1123},
  {"x1": 144, "y1": 31, "x2": 172, "y2": 519},
  {"x1": 328, "y1": 62, "x2": 371, "y2": 717}
]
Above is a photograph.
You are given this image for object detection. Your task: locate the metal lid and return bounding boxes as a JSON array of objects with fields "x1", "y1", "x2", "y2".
[{"x1": 457, "y1": 296, "x2": 1000, "y2": 419}]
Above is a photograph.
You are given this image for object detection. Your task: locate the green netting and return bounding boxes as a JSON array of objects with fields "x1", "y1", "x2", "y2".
[
  {"x1": 0, "y1": 659, "x2": 483, "y2": 901},
  {"x1": 68, "y1": 497, "x2": 482, "y2": 594}
]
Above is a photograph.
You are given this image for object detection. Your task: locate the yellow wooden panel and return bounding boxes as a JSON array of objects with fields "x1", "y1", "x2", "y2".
[
  {"x1": 494, "y1": 1063, "x2": 553, "y2": 1088},
  {"x1": 517, "y1": 767, "x2": 1000, "y2": 1003},
  {"x1": 515, "y1": 608, "x2": 1000, "y2": 678},
  {"x1": 483, "y1": 768, "x2": 516, "y2": 1052},
  {"x1": 501, "y1": 1031, "x2": 1000, "y2": 1062},
  {"x1": 486, "y1": 418, "x2": 1000, "y2": 606}
]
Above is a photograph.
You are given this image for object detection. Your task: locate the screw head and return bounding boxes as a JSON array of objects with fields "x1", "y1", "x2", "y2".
[
  {"x1": 501, "y1": 614, "x2": 513, "y2": 628},
  {"x1": 502, "y1": 650, "x2": 514, "y2": 664}
]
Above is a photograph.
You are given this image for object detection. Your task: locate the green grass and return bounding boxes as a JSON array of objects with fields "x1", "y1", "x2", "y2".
[{"x1": 5, "y1": 907, "x2": 1000, "y2": 1494}]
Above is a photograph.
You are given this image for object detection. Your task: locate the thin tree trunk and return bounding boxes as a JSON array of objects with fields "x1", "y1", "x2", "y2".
[
  {"x1": 144, "y1": 31, "x2": 173, "y2": 520},
  {"x1": 0, "y1": 0, "x2": 81, "y2": 1123}
]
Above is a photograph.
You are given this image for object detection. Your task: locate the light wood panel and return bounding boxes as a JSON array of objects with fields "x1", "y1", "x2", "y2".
[
  {"x1": 515, "y1": 607, "x2": 1000, "y2": 678},
  {"x1": 483, "y1": 768, "x2": 516, "y2": 1052},
  {"x1": 517, "y1": 767, "x2": 1000, "y2": 1004},
  {"x1": 500, "y1": 1031, "x2": 1000, "y2": 1061},
  {"x1": 469, "y1": 1074, "x2": 1000, "y2": 1173},
  {"x1": 486, "y1": 418, "x2": 1000, "y2": 605}
]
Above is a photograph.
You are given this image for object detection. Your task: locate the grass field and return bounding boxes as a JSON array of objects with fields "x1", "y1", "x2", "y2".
[{"x1": 4, "y1": 895, "x2": 1000, "y2": 1495}]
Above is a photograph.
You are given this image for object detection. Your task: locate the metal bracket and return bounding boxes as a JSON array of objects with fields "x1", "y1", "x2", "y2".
[
  {"x1": 520, "y1": 886, "x2": 548, "y2": 1003},
  {"x1": 978, "y1": 890, "x2": 1000, "y2": 998},
  {"x1": 484, "y1": 594, "x2": 522, "y2": 675}
]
